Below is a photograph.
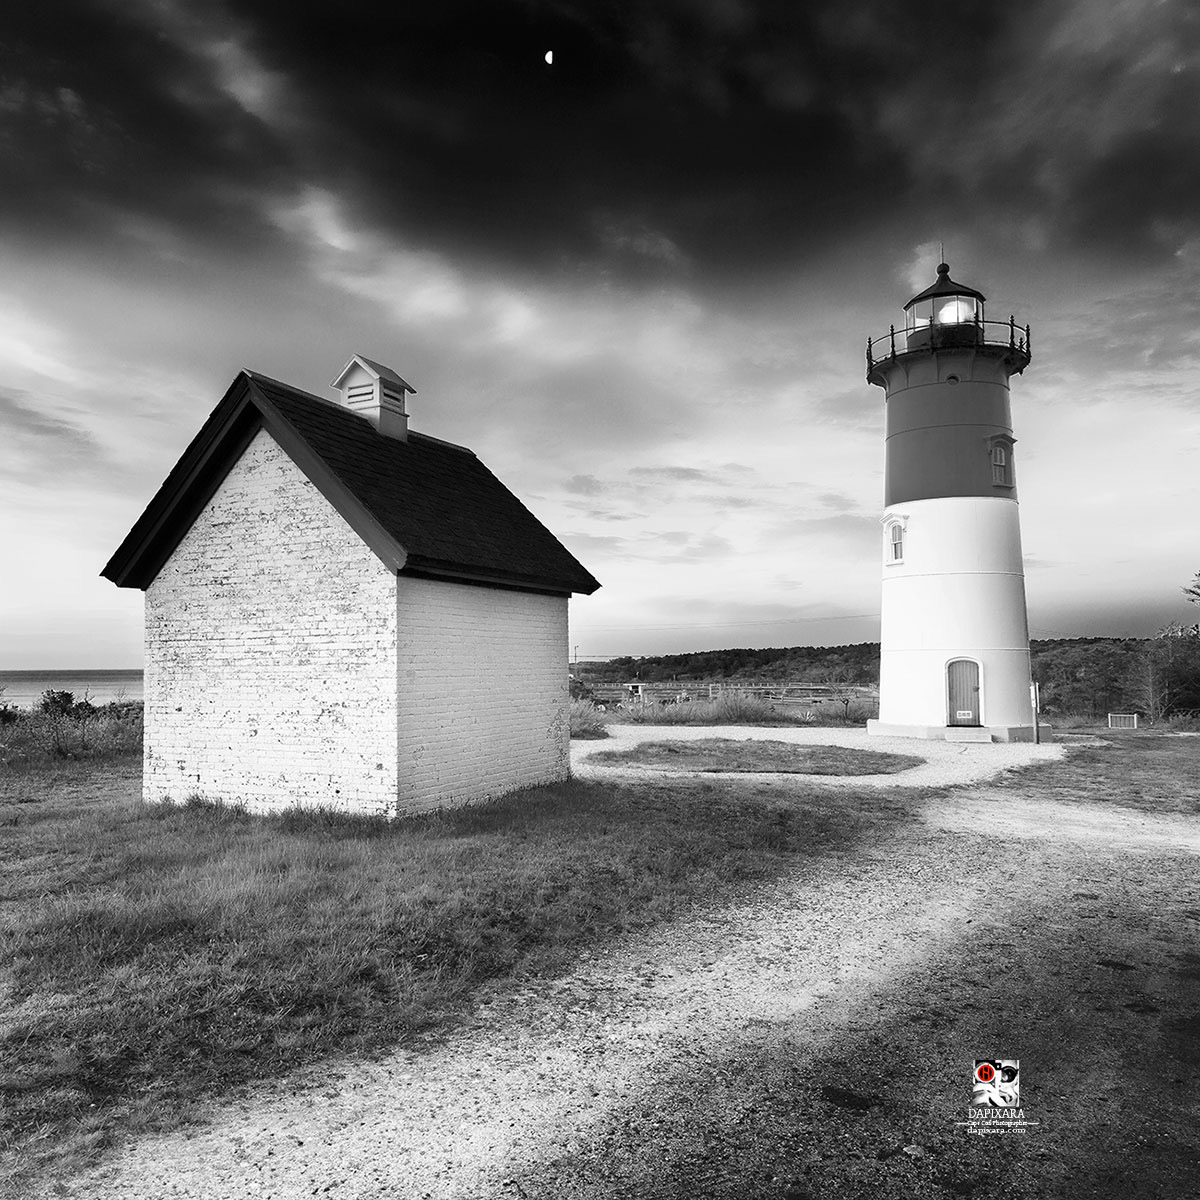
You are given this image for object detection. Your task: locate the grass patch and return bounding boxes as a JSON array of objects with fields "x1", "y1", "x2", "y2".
[
  {"x1": 589, "y1": 738, "x2": 923, "y2": 776},
  {"x1": 1000, "y1": 731, "x2": 1200, "y2": 817},
  {"x1": 0, "y1": 755, "x2": 908, "y2": 1185}
]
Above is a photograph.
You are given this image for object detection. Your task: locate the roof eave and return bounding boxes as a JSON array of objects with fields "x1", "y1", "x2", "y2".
[{"x1": 401, "y1": 557, "x2": 601, "y2": 597}]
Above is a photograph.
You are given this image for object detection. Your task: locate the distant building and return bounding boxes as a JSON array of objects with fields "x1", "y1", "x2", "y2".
[
  {"x1": 103, "y1": 355, "x2": 599, "y2": 813},
  {"x1": 865, "y1": 264, "x2": 1036, "y2": 742}
]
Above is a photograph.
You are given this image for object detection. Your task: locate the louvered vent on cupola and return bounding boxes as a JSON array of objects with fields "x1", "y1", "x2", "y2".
[{"x1": 330, "y1": 354, "x2": 417, "y2": 441}]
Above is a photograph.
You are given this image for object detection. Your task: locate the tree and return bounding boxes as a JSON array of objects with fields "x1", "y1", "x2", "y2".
[
  {"x1": 1185, "y1": 570, "x2": 1200, "y2": 609},
  {"x1": 1125, "y1": 623, "x2": 1200, "y2": 722},
  {"x1": 810, "y1": 663, "x2": 861, "y2": 719},
  {"x1": 1031, "y1": 641, "x2": 1139, "y2": 718}
]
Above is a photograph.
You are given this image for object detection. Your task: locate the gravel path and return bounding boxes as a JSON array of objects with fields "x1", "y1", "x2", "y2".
[{"x1": 57, "y1": 731, "x2": 1199, "y2": 1200}]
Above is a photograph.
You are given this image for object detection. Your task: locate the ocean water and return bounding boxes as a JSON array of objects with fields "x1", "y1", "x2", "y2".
[{"x1": 0, "y1": 670, "x2": 144, "y2": 709}]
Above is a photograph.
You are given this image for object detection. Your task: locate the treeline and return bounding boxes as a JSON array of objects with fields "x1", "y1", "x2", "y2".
[
  {"x1": 577, "y1": 631, "x2": 1200, "y2": 718},
  {"x1": 579, "y1": 644, "x2": 882, "y2": 686},
  {"x1": 1030, "y1": 630, "x2": 1200, "y2": 719}
]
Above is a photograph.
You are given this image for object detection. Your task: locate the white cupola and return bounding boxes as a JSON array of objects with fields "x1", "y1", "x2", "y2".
[{"x1": 331, "y1": 354, "x2": 416, "y2": 441}]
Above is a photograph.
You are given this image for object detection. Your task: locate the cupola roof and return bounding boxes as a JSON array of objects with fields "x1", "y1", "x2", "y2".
[{"x1": 904, "y1": 262, "x2": 986, "y2": 310}]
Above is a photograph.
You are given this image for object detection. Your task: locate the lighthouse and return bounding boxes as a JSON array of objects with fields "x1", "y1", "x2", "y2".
[{"x1": 865, "y1": 262, "x2": 1036, "y2": 743}]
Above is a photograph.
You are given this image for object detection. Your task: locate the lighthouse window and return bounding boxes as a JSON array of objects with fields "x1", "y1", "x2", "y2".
[
  {"x1": 889, "y1": 523, "x2": 904, "y2": 562},
  {"x1": 991, "y1": 444, "x2": 1010, "y2": 486}
]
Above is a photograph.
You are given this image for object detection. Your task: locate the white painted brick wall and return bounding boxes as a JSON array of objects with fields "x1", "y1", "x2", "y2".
[
  {"x1": 396, "y1": 577, "x2": 569, "y2": 811},
  {"x1": 144, "y1": 430, "x2": 399, "y2": 813},
  {"x1": 144, "y1": 427, "x2": 573, "y2": 816}
]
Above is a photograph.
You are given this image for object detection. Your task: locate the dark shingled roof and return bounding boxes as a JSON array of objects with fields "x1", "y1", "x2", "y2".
[{"x1": 102, "y1": 370, "x2": 600, "y2": 596}]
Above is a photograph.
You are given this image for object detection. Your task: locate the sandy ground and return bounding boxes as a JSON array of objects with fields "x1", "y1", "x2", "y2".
[{"x1": 48, "y1": 730, "x2": 1200, "y2": 1199}]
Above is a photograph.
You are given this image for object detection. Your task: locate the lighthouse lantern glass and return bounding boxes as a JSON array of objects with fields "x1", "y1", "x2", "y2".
[
  {"x1": 906, "y1": 295, "x2": 982, "y2": 333},
  {"x1": 937, "y1": 296, "x2": 979, "y2": 325}
]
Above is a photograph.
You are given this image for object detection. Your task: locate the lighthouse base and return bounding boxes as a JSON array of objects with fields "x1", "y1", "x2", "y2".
[{"x1": 866, "y1": 719, "x2": 1038, "y2": 744}]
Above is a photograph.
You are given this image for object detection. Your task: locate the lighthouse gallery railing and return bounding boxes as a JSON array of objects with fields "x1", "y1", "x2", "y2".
[{"x1": 866, "y1": 316, "x2": 1032, "y2": 373}]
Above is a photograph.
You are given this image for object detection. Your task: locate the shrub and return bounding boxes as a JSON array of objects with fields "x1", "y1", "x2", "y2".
[
  {"x1": 569, "y1": 699, "x2": 609, "y2": 739},
  {"x1": 1043, "y1": 712, "x2": 1102, "y2": 730},
  {"x1": 0, "y1": 701, "x2": 143, "y2": 765},
  {"x1": 39, "y1": 689, "x2": 77, "y2": 716}
]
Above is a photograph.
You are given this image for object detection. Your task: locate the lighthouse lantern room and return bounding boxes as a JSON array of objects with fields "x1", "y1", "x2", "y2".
[{"x1": 865, "y1": 262, "x2": 1036, "y2": 743}]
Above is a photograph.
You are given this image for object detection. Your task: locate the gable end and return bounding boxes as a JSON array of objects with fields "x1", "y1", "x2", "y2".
[{"x1": 101, "y1": 374, "x2": 408, "y2": 589}]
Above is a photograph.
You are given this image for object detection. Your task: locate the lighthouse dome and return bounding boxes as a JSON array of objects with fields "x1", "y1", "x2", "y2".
[{"x1": 904, "y1": 262, "x2": 985, "y2": 348}]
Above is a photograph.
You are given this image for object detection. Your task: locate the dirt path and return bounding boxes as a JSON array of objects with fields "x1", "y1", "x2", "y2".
[{"x1": 59, "y1": 736, "x2": 1200, "y2": 1200}]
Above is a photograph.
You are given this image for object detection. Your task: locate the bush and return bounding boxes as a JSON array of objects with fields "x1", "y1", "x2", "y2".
[
  {"x1": 0, "y1": 701, "x2": 143, "y2": 765},
  {"x1": 1167, "y1": 710, "x2": 1200, "y2": 732},
  {"x1": 1043, "y1": 712, "x2": 1104, "y2": 730},
  {"x1": 569, "y1": 699, "x2": 609, "y2": 739},
  {"x1": 39, "y1": 689, "x2": 78, "y2": 716}
]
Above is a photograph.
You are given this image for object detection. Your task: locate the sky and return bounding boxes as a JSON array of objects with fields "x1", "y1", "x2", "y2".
[{"x1": 2, "y1": 0, "x2": 1199, "y2": 668}]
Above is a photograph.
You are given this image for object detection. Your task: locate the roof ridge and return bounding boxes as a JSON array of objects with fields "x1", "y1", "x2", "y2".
[
  {"x1": 246, "y1": 371, "x2": 471, "y2": 453},
  {"x1": 244, "y1": 370, "x2": 342, "y2": 409},
  {"x1": 408, "y1": 430, "x2": 475, "y2": 456}
]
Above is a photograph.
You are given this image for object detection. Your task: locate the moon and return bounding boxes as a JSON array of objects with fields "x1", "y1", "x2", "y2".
[{"x1": 545, "y1": 51, "x2": 553, "y2": 64}]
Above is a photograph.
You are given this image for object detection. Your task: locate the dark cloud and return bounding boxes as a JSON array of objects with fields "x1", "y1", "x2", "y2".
[
  {"x1": 3, "y1": 0, "x2": 1198, "y2": 286},
  {"x1": 0, "y1": 0, "x2": 1082, "y2": 278},
  {"x1": 0, "y1": 4, "x2": 289, "y2": 247},
  {"x1": 874, "y1": 0, "x2": 1200, "y2": 261}
]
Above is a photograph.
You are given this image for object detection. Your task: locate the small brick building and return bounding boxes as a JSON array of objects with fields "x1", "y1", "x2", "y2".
[{"x1": 102, "y1": 356, "x2": 599, "y2": 815}]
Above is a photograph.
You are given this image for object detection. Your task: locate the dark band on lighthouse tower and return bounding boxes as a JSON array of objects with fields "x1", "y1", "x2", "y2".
[{"x1": 865, "y1": 263, "x2": 1036, "y2": 743}]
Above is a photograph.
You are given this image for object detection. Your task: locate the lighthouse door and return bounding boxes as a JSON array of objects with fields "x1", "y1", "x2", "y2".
[{"x1": 947, "y1": 659, "x2": 981, "y2": 726}]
